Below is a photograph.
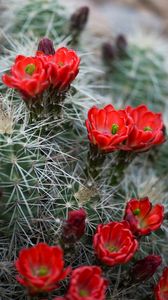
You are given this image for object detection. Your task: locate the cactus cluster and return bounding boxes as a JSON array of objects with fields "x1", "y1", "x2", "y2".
[{"x1": 0, "y1": 1, "x2": 168, "y2": 300}]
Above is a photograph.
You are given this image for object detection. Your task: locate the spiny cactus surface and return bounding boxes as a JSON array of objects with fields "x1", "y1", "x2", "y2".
[{"x1": 0, "y1": 1, "x2": 168, "y2": 300}]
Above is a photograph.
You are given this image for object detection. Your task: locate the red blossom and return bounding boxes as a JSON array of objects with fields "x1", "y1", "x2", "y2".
[
  {"x1": 2, "y1": 55, "x2": 49, "y2": 98},
  {"x1": 155, "y1": 267, "x2": 168, "y2": 300},
  {"x1": 66, "y1": 266, "x2": 107, "y2": 300},
  {"x1": 125, "y1": 104, "x2": 166, "y2": 151},
  {"x1": 2, "y1": 46, "x2": 80, "y2": 99},
  {"x1": 85, "y1": 104, "x2": 133, "y2": 152},
  {"x1": 124, "y1": 197, "x2": 164, "y2": 236},
  {"x1": 37, "y1": 47, "x2": 80, "y2": 91},
  {"x1": 15, "y1": 243, "x2": 70, "y2": 295},
  {"x1": 62, "y1": 209, "x2": 87, "y2": 243},
  {"x1": 93, "y1": 221, "x2": 138, "y2": 266},
  {"x1": 132, "y1": 255, "x2": 162, "y2": 283}
]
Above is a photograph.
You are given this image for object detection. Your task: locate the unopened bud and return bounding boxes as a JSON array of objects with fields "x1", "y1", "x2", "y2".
[
  {"x1": 131, "y1": 255, "x2": 162, "y2": 283},
  {"x1": 102, "y1": 42, "x2": 117, "y2": 62},
  {"x1": 62, "y1": 208, "x2": 87, "y2": 243},
  {"x1": 0, "y1": 188, "x2": 3, "y2": 198},
  {"x1": 70, "y1": 6, "x2": 89, "y2": 33},
  {"x1": 116, "y1": 34, "x2": 127, "y2": 54},
  {"x1": 37, "y1": 37, "x2": 55, "y2": 55}
]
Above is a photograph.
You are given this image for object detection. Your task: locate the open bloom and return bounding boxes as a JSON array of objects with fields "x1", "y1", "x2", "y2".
[
  {"x1": 132, "y1": 255, "x2": 162, "y2": 283},
  {"x1": 15, "y1": 243, "x2": 69, "y2": 295},
  {"x1": 62, "y1": 208, "x2": 87, "y2": 243},
  {"x1": 93, "y1": 221, "x2": 138, "y2": 266},
  {"x1": 125, "y1": 104, "x2": 166, "y2": 151},
  {"x1": 2, "y1": 55, "x2": 49, "y2": 98},
  {"x1": 86, "y1": 104, "x2": 133, "y2": 152},
  {"x1": 124, "y1": 197, "x2": 164, "y2": 236},
  {"x1": 66, "y1": 266, "x2": 107, "y2": 300},
  {"x1": 37, "y1": 47, "x2": 80, "y2": 91},
  {"x1": 155, "y1": 267, "x2": 168, "y2": 300}
]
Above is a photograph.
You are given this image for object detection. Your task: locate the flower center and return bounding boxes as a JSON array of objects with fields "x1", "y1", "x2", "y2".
[
  {"x1": 37, "y1": 266, "x2": 49, "y2": 276},
  {"x1": 25, "y1": 64, "x2": 36, "y2": 76},
  {"x1": 133, "y1": 208, "x2": 141, "y2": 216},
  {"x1": 144, "y1": 126, "x2": 152, "y2": 132},
  {"x1": 106, "y1": 243, "x2": 119, "y2": 252},
  {"x1": 58, "y1": 61, "x2": 64, "y2": 67},
  {"x1": 79, "y1": 289, "x2": 89, "y2": 297},
  {"x1": 111, "y1": 124, "x2": 119, "y2": 135}
]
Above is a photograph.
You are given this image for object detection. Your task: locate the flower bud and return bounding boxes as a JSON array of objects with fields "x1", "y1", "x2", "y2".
[
  {"x1": 37, "y1": 37, "x2": 55, "y2": 55},
  {"x1": 62, "y1": 208, "x2": 87, "y2": 243},
  {"x1": 131, "y1": 255, "x2": 162, "y2": 282},
  {"x1": 102, "y1": 42, "x2": 117, "y2": 62},
  {"x1": 70, "y1": 6, "x2": 89, "y2": 32},
  {"x1": 116, "y1": 34, "x2": 127, "y2": 54}
]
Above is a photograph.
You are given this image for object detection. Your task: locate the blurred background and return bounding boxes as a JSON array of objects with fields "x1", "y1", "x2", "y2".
[{"x1": 63, "y1": 0, "x2": 168, "y2": 37}]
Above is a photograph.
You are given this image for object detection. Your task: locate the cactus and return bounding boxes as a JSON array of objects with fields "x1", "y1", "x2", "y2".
[
  {"x1": 102, "y1": 35, "x2": 168, "y2": 112},
  {"x1": 0, "y1": 1, "x2": 168, "y2": 300},
  {"x1": 1, "y1": 0, "x2": 68, "y2": 40}
]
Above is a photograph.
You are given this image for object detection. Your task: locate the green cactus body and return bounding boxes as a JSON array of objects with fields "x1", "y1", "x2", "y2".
[
  {"x1": 105, "y1": 45, "x2": 168, "y2": 111},
  {"x1": 3, "y1": 0, "x2": 68, "y2": 39},
  {"x1": 0, "y1": 127, "x2": 44, "y2": 234}
]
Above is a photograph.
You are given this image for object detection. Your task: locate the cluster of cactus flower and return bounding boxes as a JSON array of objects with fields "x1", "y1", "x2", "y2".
[
  {"x1": 2, "y1": 40, "x2": 80, "y2": 99},
  {"x1": 13, "y1": 197, "x2": 164, "y2": 298},
  {"x1": 86, "y1": 104, "x2": 165, "y2": 152},
  {"x1": 2, "y1": 39, "x2": 80, "y2": 121},
  {"x1": 1, "y1": 34, "x2": 167, "y2": 300}
]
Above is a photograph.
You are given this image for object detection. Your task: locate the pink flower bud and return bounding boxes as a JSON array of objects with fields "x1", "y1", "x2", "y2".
[
  {"x1": 102, "y1": 42, "x2": 116, "y2": 62},
  {"x1": 116, "y1": 34, "x2": 127, "y2": 54},
  {"x1": 131, "y1": 255, "x2": 162, "y2": 282},
  {"x1": 70, "y1": 6, "x2": 89, "y2": 32},
  {"x1": 62, "y1": 209, "x2": 87, "y2": 243},
  {"x1": 37, "y1": 37, "x2": 55, "y2": 55}
]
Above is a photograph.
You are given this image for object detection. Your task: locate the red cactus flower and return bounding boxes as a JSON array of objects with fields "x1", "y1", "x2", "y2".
[
  {"x1": 66, "y1": 266, "x2": 107, "y2": 300},
  {"x1": 15, "y1": 243, "x2": 70, "y2": 295},
  {"x1": 37, "y1": 47, "x2": 80, "y2": 91},
  {"x1": 93, "y1": 221, "x2": 138, "y2": 266},
  {"x1": 62, "y1": 208, "x2": 87, "y2": 243},
  {"x1": 2, "y1": 55, "x2": 49, "y2": 98},
  {"x1": 124, "y1": 197, "x2": 164, "y2": 236},
  {"x1": 85, "y1": 104, "x2": 133, "y2": 152},
  {"x1": 132, "y1": 255, "x2": 162, "y2": 283},
  {"x1": 125, "y1": 104, "x2": 166, "y2": 151},
  {"x1": 155, "y1": 267, "x2": 168, "y2": 300}
]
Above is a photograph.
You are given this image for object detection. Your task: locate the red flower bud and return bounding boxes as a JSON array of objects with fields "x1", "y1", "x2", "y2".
[
  {"x1": 125, "y1": 105, "x2": 166, "y2": 151},
  {"x1": 86, "y1": 104, "x2": 133, "y2": 152},
  {"x1": 116, "y1": 34, "x2": 128, "y2": 54},
  {"x1": 62, "y1": 209, "x2": 87, "y2": 243},
  {"x1": 70, "y1": 6, "x2": 89, "y2": 32},
  {"x1": 66, "y1": 266, "x2": 107, "y2": 300},
  {"x1": 155, "y1": 267, "x2": 168, "y2": 300},
  {"x1": 131, "y1": 255, "x2": 162, "y2": 282},
  {"x1": 93, "y1": 221, "x2": 138, "y2": 266},
  {"x1": 124, "y1": 197, "x2": 164, "y2": 236},
  {"x1": 102, "y1": 42, "x2": 117, "y2": 62},
  {"x1": 0, "y1": 188, "x2": 3, "y2": 198},
  {"x1": 37, "y1": 37, "x2": 55, "y2": 55},
  {"x1": 15, "y1": 243, "x2": 70, "y2": 295}
]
